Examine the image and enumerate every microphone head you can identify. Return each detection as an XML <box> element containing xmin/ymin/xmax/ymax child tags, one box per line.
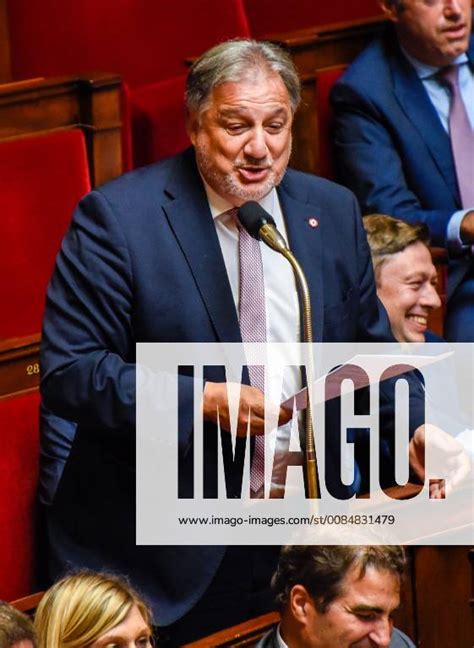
<box><xmin>238</xmin><ymin>201</ymin><xmax>276</xmax><ymax>239</ymax></box>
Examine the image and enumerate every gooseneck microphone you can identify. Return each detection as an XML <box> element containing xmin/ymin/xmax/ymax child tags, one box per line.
<box><xmin>238</xmin><ymin>201</ymin><xmax>319</xmax><ymax>499</ymax></box>
<box><xmin>237</xmin><ymin>201</ymin><xmax>288</xmax><ymax>253</ymax></box>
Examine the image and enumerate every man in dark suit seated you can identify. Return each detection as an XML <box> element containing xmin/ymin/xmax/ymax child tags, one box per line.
<box><xmin>40</xmin><ymin>38</ymin><xmax>432</xmax><ymax>645</ymax></box>
<box><xmin>257</xmin><ymin>545</ymin><xmax>415</xmax><ymax>648</ymax></box>
<box><xmin>331</xmin><ymin>0</ymin><xmax>474</xmax><ymax>342</ymax></box>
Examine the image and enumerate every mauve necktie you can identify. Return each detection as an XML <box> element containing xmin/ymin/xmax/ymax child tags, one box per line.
<box><xmin>228</xmin><ymin>207</ymin><xmax>266</xmax><ymax>493</ymax></box>
<box><xmin>438</xmin><ymin>64</ymin><xmax>474</xmax><ymax>208</ymax></box>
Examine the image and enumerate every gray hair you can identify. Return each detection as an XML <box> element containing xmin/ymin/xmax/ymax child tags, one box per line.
<box><xmin>186</xmin><ymin>38</ymin><xmax>301</xmax><ymax>115</ymax></box>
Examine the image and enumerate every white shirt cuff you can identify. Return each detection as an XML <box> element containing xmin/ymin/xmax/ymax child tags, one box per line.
<box><xmin>446</xmin><ymin>209</ymin><xmax>474</xmax><ymax>257</ymax></box>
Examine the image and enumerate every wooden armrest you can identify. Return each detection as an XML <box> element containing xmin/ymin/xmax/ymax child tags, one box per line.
<box><xmin>182</xmin><ymin>611</ymin><xmax>280</xmax><ymax>648</ymax></box>
<box><xmin>0</xmin><ymin>334</ymin><xmax>41</xmax><ymax>399</ymax></box>
<box><xmin>0</xmin><ymin>72</ymin><xmax>123</xmax><ymax>185</ymax></box>
<box><xmin>10</xmin><ymin>591</ymin><xmax>45</xmax><ymax>614</ymax></box>
<box><xmin>262</xmin><ymin>15</ymin><xmax>387</xmax><ymax>47</ymax></box>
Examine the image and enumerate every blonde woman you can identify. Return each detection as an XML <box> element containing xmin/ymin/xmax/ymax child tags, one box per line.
<box><xmin>34</xmin><ymin>571</ymin><xmax>154</xmax><ymax>648</ymax></box>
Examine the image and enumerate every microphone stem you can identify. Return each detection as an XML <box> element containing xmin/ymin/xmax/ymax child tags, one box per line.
<box><xmin>280</xmin><ymin>248</ymin><xmax>320</xmax><ymax>500</ymax></box>
<box><xmin>258</xmin><ymin>222</ymin><xmax>319</xmax><ymax>498</ymax></box>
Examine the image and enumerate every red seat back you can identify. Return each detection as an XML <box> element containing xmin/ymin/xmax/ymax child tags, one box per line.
<box><xmin>0</xmin><ymin>391</ymin><xmax>40</xmax><ymax>600</ymax></box>
<box><xmin>0</xmin><ymin>129</ymin><xmax>91</xmax><ymax>339</ymax></box>
<box><xmin>130</xmin><ymin>74</ymin><xmax>190</xmax><ymax>167</ymax></box>
<box><xmin>244</xmin><ymin>0</ymin><xmax>381</xmax><ymax>37</ymax></box>
<box><xmin>7</xmin><ymin>0</ymin><xmax>250</xmax><ymax>171</ymax></box>
<box><xmin>315</xmin><ymin>65</ymin><xmax>347</xmax><ymax>180</ymax></box>
<box><xmin>7</xmin><ymin>0</ymin><xmax>251</xmax><ymax>87</ymax></box>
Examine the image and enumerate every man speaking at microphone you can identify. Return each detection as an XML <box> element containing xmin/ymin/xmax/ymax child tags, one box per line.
<box><xmin>41</xmin><ymin>39</ymin><xmax>430</xmax><ymax>645</ymax></box>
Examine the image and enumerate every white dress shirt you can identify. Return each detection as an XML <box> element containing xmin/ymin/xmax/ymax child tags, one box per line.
<box><xmin>203</xmin><ymin>180</ymin><xmax>302</xmax><ymax>402</ymax></box>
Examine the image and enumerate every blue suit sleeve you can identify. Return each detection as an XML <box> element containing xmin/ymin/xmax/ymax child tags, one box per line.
<box><xmin>40</xmin><ymin>189</ymin><xmax>194</xmax><ymax>446</ymax></box>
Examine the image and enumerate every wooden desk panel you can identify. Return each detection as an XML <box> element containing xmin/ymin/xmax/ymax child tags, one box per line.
<box><xmin>0</xmin><ymin>335</ymin><xmax>40</xmax><ymax>399</ymax></box>
<box><xmin>414</xmin><ymin>546</ymin><xmax>474</xmax><ymax>648</ymax></box>
<box><xmin>0</xmin><ymin>72</ymin><xmax>123</xmax><ymax>185</ymax></box>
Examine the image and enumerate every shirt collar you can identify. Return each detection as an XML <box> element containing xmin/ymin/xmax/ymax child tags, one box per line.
<box><xmin>201</xmin><ymin>176</ymin><xmax>277</xmax><ymax>220</ymax></box>
<box><xmin>276</xmin><ymin>623</ymin><xmax>289</xmax><ymax>648</ymax></box>
<box><xmin>401</xmin><ymin>46</ymin><xmax>469</xmax><ymax>80</ymax></box>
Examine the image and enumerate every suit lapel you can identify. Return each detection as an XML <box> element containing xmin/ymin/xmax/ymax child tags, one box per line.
<box><xmin>278</xmin><ymin>175</ymin><xmax>324</xmax><ymax>342</ymax></box>
<box><xmin>162</xmin><ymin>150</ymin><xmax>241</xmax><ymax>343</ymax></box>
<box><xmin>389</xmin><ymin>43</ymin><xmax>460</xmax><ymax>203</ymax></box>
<box><xmin>468</xmin><ymin>35</ymin><xmax>474</xmax><ymax>67</ymax></box>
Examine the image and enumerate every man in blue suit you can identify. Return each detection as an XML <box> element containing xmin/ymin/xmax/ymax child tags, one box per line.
<box><xmin>40</xmin><ymin>39</ymin><xmax>430</xmax><ymax>645</ymax></box>
<box><xmin>331</xmin><ymin>0</ymin><xmax>474</xmax><ymax>342</ymax></box>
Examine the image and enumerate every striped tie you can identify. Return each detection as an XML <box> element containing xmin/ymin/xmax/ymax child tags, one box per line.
<box><xmin>229</xmin><ymin>207</ymin><xmax>266</xmax><ymax>493</ymax></box>
<box><xmin>438</xmin><ymin>64</ymin><xmax>474</xmax><ymax>208</ymax></box>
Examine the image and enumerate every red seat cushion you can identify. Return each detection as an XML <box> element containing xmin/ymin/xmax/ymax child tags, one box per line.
<box><xmin>0</xmin><ymin>391</ymin><xmax>40</xmax><ymax>600</ymax></box>
<box><xmin>315</xmin><ymin>65</ymin><xmax>347</xmax><ymax>180</ymax></box>
<box><xmin>0</xmin><ymin>129</ymin><xmax>91</xmax><ymax>339</ymax></box>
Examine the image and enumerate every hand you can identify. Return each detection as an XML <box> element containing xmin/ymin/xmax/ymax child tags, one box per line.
<box><xmin>409</xmin><ymin>424</ymin><xmax>472</xmax><ymax>499</ymax></box>
<box><xmin>202</xmin><ymin>381</ymin><xmax>291</xmax><ymax>437</ymax></box>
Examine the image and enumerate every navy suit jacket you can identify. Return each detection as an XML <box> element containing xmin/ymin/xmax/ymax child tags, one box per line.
<box><xmin>40</xmin><ymin>148</ymin><xmax>418</xmax><ymax>624</ymax></box>
<box><xmin>331</xmin><ymin>30</ymin><xmax>474</xmax><ymax>298</ymax></box>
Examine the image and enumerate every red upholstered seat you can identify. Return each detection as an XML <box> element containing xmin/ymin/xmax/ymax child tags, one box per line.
<box><xmin>0</xmin><ymin>391</ymin><xmax>40</xmax><ymax>601</ymax></box>
<box><xmin>315</xmin><ymin>65</ymin><xmax>347</xmax><ymax>180</ymax></box>
<box><xmin>130</xmin><ymin>75</ymin><xmax>190</xmax><ymax>168</ymax></box>
<box><xmin>8</xmin><ymin>0</ymin><xmax>250</xmax><ymax>87</ymax></box>
<box><xmin>0</xmin><ymin>129</ymin><xmax>91</xmax><ymax>339</ymax></box>
<box><xmin>244</xmin><ymin>0</ymin><xmax>381</xmax><ymax>37</ymax></box>
<box><xmin>6</xmin><ymin>0</ymin><xmax>251</xmax><ymax>168</ymax></box>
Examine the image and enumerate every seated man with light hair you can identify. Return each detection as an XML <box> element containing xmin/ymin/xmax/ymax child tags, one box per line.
<box><xmin>258</xmin><ymin>544</ymin><xmax>415</xmax><ymax>648</ymax></box>
<box><xmin>364</xmin><ymin>214</ymin><xmax>473</xmax><ymax>459</ymax></box>
<box><xmin>0</xmin><ymin>602</ymin><xmax>36</xmax><ymax>648</ymax></box>
<box><xmin>363</xmin><ymin>214</ymin><xmax>441</xmax><ymax>343</ymax></box>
